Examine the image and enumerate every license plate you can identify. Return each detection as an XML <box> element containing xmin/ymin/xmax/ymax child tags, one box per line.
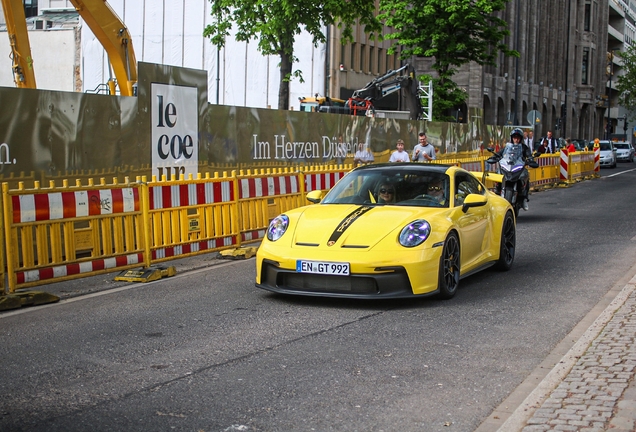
<box><xmin>296</xmin><ymin>260</ymin><xmax>350</xmax><ymax>275</ymax></box>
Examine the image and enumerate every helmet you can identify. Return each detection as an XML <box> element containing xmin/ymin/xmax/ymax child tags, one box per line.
<box><xmin>510</xmin><ymin>128</ymin><xmax>523</xmax><ymax>140</ymax></box>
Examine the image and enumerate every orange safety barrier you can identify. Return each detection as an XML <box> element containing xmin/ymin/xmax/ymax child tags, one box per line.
<box><xmin>2</xmin><ymin>178</ymin><xmax>147</xmax><ymax>293</ymax></box>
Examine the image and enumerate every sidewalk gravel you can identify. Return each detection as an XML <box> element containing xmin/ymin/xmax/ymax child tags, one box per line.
<box><xmin>503</xmin><ymin>275</ymin><xmax>636</xmax><ymax>432</ymax></box>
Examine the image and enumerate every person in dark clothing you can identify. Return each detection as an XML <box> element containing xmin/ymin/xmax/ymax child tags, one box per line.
<box><xmin>540</xmin><ymin>131</ymin><xmax>558</xmax><ymax>153</ymax></box>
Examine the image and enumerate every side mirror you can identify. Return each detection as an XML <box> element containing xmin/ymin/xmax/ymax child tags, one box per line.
<box><xmin>306</xmin><ymin>190</ymin><xmax>324</xmax><ymax>204</ymax></box>
<box><xmin>527</xmin><ymin>160</ymin><xmax>539</xmax><ymax>169</ymax></box>
<box><xmin>486</xmin><ymin>157</ymin><xmax>498</xmax><ymax>165</ymax></box>
<box><xmin>461</xmin><ymin>193</ymin><xmax>487</xmax><ymax>213</ymax></box>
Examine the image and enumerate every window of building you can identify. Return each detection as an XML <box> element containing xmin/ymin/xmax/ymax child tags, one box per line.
<box><xmin>582</xmin><ymin>47</ymin><xmax>589</xmax><ymax>85</ymax></box>
<box><xmin>350</xmin><ymin>43</ymin><xmax>356</xmax><ymax>72</ymax></box>
<box><xmin>377</xmin><ymin>48</ymin><xmax>384</xmax><ymax>74</ymax></box>
<box><xmin>360</xmin><ymin>44</ymin><xmax>366</xmax><ymax>72</ymax></box>
<box><xmin>584</xmin><ymin>3</ymin><xmax>591</xmax><ymax>31</ymax></box>
<box><xmin>340</xmin><ymin>45</ymin><xmax>346</xmax><ymax>70</ymax></box>
<box><xmin>24</xmin><ymin>0</ymin><xmax>38</xmax><ymax>18</ymax></box>
<box><xmin>370</xmin><ymin>47</ymin><xmax>376</xmax><ymax>74</ymax></box>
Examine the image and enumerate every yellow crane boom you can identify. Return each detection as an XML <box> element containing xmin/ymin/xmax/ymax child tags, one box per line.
<box><xmin>1</xmin><ymin>0</ymin><xmax>137</xmax><ymax>96</ymax></box>
<box><xmin>69</xmin><ymin>0</ymin><xmax>137</xmax><ymax>96</ymax></box>
<box><xmin>1</xmin><ymin>0</ymin><xmax>37</xmax><ymax>88</ymax></box>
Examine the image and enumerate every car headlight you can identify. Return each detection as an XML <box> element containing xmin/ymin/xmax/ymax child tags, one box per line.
<box><xmin>399</xmin><ymin>220</ymin><xmax>431</xmax><ymax>247</ymax></box>
<box><xmin>267</xmin><ymin>215</ymin><xmax>289</xmax><ymax>241</ymax></box>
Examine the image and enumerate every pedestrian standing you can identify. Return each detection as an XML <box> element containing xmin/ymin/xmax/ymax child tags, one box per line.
<box><xmin>353</xmin><ymin>142</ymin><xmax>374</xmax><ymax>166</ymax></box>
<box><xmin>389</xmin><ymin>139</ymin><xmax>411</xmax><ymax>162</ymax></box>
<box><xmin>524</xmin><ymin>131</ymin><xmax>534</xmax><ymax>150</ymax></box>
<box><xmin>540</xmin><ymin>131</ymin><xmax>557</xmax><ymax>154</ymax></box>
<box><xmin>412</xmin><ymin>132</ymin><xmax>436</xmax><ymax>162</ymax></box>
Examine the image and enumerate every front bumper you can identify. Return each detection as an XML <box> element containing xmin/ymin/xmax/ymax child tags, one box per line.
<box><xmin>257</xmin><ymin>260</ymin><xmax>427</xmax><ymax>298</ymax></box>
<box><xmin>616</xmin><ymin>153</ymin><xmax>633</xmax><ymax>161</ymax></box>
<box><xmin>255</xmin><ymin>245</ymin><xmax>443</xmax><ymax>299</ymax></box>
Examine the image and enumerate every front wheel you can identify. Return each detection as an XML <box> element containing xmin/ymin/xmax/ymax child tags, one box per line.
<box><xmin>438</xmin><ymin>232</ymin><xmax>460</xmax><ymax>299</ymax></box>
<box><xmin>503</xmin><ymin>188</ymin><xmax>520</xmax><ymax>217</ymax></box>
<box><xmin>495</xmin><ymin>212</ymin><xmax>516</xmax><ymax>270</ymax></box>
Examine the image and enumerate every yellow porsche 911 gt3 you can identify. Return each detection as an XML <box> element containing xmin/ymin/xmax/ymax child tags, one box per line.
<box><xmin>256</xmin><ymin>163</ymin><xmax>516</xmax><ymax>299</ymax></box>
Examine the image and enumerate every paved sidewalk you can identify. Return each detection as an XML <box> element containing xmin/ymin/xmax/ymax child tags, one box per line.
<box><xmin>501</xmin><ymin>275</ymin><xmax>636</xmax><ymax>431</ymax></box>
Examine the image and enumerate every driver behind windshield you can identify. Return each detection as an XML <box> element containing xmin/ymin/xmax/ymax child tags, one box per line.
<box><xmin>376</xmin><ymin>182</ymin><xmax>396</xmax><ymax>203</ymax></box>
<box><xmin>427</xmin><ymin>178</ymin><xmax>447</xmax><ymax>206</ymax></box>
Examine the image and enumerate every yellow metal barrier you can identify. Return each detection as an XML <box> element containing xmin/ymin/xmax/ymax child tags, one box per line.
<box><xmin>236</xmin><ymin>168</ymin><xmax>305</xmax><ymax>244</ymax></box>
<box><xmin>2</xmin><ymin>178</ymin><xmax>147</xmax><ymax>292</ymax></box>
<box><xmin>568</xmin><ymin>151</ymin><xmax>596</xmax><ymax>182</ymax></box>
<box><xmin>0</xmin><ymin>190</ymin><xmax>5</xmax><ymax>294</ymax></box>
<box><xmin>146</xmin><ymin>172</ymin><xmax>240</xmax><ymax>263</ymax></box>
<box><xmin>0</xmin><ymin>156</ymin><xmax>585</xmax><ymax>292</ymax></box>
<box><xmin>530</xmin><ymin>154</ymin><xmax>561</xmax><ymax>189</ymax></box>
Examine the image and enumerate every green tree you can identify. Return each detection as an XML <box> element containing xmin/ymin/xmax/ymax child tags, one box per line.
<box><xmin>204</xmin><ymin>0</ymin><xmax>380</xmax><ymax>110</ymax></box>
<box><xmin>378</xmin><ymin>0</ymin><xmax>518</xmax><ymax>121</ymax></box>
<box><xmin>616</xmin><ymin>47</ymin><xmax>636</xmax><ymax>120</ymax></box>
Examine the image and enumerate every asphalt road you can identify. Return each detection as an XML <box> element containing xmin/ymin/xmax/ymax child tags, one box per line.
<box><xmin>2</xmin><ymin>165</ymin><xmax>636</xmax><ymax>432</ymax></box>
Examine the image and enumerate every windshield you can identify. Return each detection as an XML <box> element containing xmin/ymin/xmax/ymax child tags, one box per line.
<box><xmin>614</xmin><ymin>143</ymin><xmax>630</xmax><ymax>149</ymax></box>
<box><xmin>599</xmin><ymin>142</ymin><xmax>612</xmax><ymax>151</ymax></box>
<box><xmin>321</xmin><ymin>168</ymin><xmax>451</xmax><ymax>208</ymax></box>
<box><xmin>499</xmin><ymin>143</ymin><xmax>525</xmax><ymax>171</ymax></box>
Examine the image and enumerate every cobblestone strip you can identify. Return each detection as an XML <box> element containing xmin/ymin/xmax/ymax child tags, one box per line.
<box><xmin>521</xmin><ymin>288</ymin><xmax>636</xmax><ymax>432</ymax></box>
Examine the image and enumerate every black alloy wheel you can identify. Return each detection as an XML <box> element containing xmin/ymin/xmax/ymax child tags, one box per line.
<box><xmin>438</xmin><ymin>232</ymin><xmax>460</xmax><ymax>299</ymax></box>
<box><xmin>495</xmin><ymin>211</ymin><xmax>516</xmax><ymax>270</ymax></box>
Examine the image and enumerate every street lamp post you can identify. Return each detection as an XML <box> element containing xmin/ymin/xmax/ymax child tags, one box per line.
<box><xmin>563</xmin><ymin>0</ymin><xmax>571</xmax><ymax>137</ymax></box>
<box><xmin>606</xmin><ymin>51</ymin><xmax>614</xmax><ymax>140</ymax></box>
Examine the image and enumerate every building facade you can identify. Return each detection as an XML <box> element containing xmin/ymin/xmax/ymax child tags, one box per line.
<box><xmin>328</xmin><ymin>0</ymin><xmax>633</xmax><ymax>142</ymax></box>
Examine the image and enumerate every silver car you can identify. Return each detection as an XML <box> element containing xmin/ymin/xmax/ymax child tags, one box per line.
<box><xmin>613</xmin><ymin>141</ymin><xmax>635</xmax><ymax>162</ymax></box>
<box><xmin>592</xmin><ymin>140</ymin><xmax>617</xmax><ymax>168</ymax></box>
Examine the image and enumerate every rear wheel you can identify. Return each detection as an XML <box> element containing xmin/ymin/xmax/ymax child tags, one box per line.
<box><xmin>438</xmin><ymin>232</ymin><xmax>460</xmax><ymax>299</ymax></box>
<box><xmin>495</xmin><ymin>212</ymin><xmax>516</xmax><ymax>270</ymax></box>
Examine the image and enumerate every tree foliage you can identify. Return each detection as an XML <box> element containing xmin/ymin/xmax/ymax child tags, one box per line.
<box><xmin>616</xmin><ymin>47</ymin><xmax>636</xmax><ymax>121</ymax></box>
<box><xmin>378</xmin><ymin>0</ymin><xmax>518</xmax><ymax>121</ymax></box>
<box><xmin>204</xmin><ymin>0</ymin><xmax>380</xmax><ymax>110</ymax></box>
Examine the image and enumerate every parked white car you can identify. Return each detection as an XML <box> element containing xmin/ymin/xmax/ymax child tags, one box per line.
<box><xmin>613</xmin><ymin>141</ymin><xmax>635</xmax><ymax>162</ymax></box>
<box><xmin>591</xmin><ymin>140</ymin><xmax>617</xmax><ymax>168</ymax></box>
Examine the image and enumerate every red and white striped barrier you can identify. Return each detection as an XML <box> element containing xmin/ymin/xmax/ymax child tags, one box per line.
<box><xmin>152</xmin><ymin>237</ymin><xmax>237</xmax><ymax>260</ymax></box>
<box><xmin>594</xmin><ymin>146</ymin><xmax>600</xmax><ymax>172</ymax></box>
<box><xmin>304</xmin><ymin>171</ymin><xmax>346</xmax><ymax>192</ymax></box>
<box><xmin>560</xmin><ymin>151</ymin><xmax>569</xmax><ymax>181</ymax></box>
<box><xmin>17</xmin><ymin>253</ymin><xmax>144</xmax><ymax>285</ymax></box>
<box><xmin>238</xmin><ymin>175</ymin><xmax>299</xmax><ymax>199</ymax></box>
<box><xmin>241</xmin><ymin>229</ymin><xmax>267</xmax><ymax>242</ymax></box>
<box><xmin>149</xmin><ymin>181</ymin><xmax>234</xmax><ymax>209</ymax></box>
<box><xmin>460</xmin><ymin>161</ymin><xmax>482</xmax><ymax>172</ymax></box>
<box><xmin>12</xmin><ymin>188</ymin><xmax>139</xmax><ymax>223</ymax></box>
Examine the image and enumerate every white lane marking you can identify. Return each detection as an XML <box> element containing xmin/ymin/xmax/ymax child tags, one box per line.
<box><xmin>605</xmin><ymin>167</ymin><xmax>636</xmax><ymax>178</ymax></box>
